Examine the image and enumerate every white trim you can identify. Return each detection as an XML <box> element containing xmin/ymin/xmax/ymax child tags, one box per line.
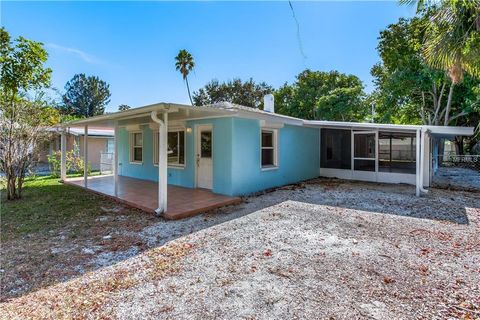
<box><xmin>320</xmin><ymin>168</ymin><xmax>416</xmax><ymax>185</ymax></box>
<box><xmin>126</xmin><ymin>124</ymin><xmax>141</xmax><ymax>132</ymax></box>
<box><xmin>260</xmin><ymin>120</ymin><xmax>284</xmax><ymax>129</ymax></box>
<box><xmin>305</xmin><ymin>120</ymin><xmax>474</xmax><ymax>137</ymax></box>
<box><xmin>352</xmin><ymin>130</ymin><xmax>377</xmax><ymax>179</ymax></box>
<box><xmin>415</xmin><ymin>129</ymin><xmax>421</xmax><ymax>196</ymax></box>
<box><xmin>84</xmin><ymin>125</ymin><xmax>88</xmax><ymax>187</ymax></box>
<box><xmin>260</xmin><ymin>128</ymin><xmax>279</xmax><ymax>169</ymax></box>
<box><xmin>114</xmin><ymin>121</ymin><xmax>119</xmax><ymax>197</ymax></box>
<box><xmin>129</xmin><ymin>131</ymin><xmax>143</xmax><ymax>164</ymax></box>
<box><xmin>60</xmin><ymin>131</ymin><xmax>66</xmax><ymax>181</ymax></box>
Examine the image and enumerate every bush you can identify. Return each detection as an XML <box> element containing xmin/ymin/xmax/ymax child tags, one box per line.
<box><xmin>47</xmin><ymin>150</ymin><xmax>90</xmax><ymax>177</ymax></box>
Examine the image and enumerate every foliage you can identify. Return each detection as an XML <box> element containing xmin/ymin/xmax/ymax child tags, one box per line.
<box><xmin>59</xmin><ymin>114</ymin><xmax>84</xmax><ymax>123</ymax></box>
<box><xmin>47</xmin><ymin>150</ymin><xmax>88</xmax><ymax>177</ymax></box>
<box><xmin>193</xmin><ymin>78</ymin><xmax>273</xmax><ymax>108</ymax></box>
<box><xmin>410</xmin><ymin>0</ymin><xmax>480</xmax><ymax>82</ymax></box>
<box><xmin>61</xmin><ymin>73</ymin><xmax>111</xmax><ymax>117</ymax></box>
<box><xmin>118</xmin><ymin>104</ymin><xmax>131</xmax><ymax>111</ymax></box>
<box><xmin>371</xmin><ymin>16</ymin><xmax>480</xmax><ymax>128</ymax></box>
<box><xmin>175</xmin><ymin>49</ymin><xmax>195</xmax><ymax>105</ymax></box>
<box><xmin>0</xmin><ymin>28</ymin><xmax>59</xmax><ymax>200</ymax></box>
<box><xmin>274</xmin><ymin>69</ymin><xmax>368</xmax><ymax>121</ymax></box>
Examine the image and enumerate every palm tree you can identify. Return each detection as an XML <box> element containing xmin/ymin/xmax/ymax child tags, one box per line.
<box><xmin>175</xmin><ymin>49</ymin><xmax>195</xmax><ymax>105</ymax></box>
<box><xmin>401</xmin><ymin>0</ymin><xmax>480</xmax><ymax>124</ymax></box>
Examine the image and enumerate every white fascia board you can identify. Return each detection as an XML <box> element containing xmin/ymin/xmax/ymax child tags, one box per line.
<box><xmin>424</xmin><ymin>126</ymin><xmax>474</xmax><ymax>136</ymax></box>
<box><xmin>62</xmin><ymin>103</ymin><xmax>184</xmax><ymax>127</ymax></box>
<box><xmin>303</xmin><ymin>120</ymin><xmax>420</xmax><ymax>131</ymax></box>
<box><xmin>260</xmin><ymin>120</ymin><xmax>284</xmax><ymax>129</ymax></box>
<box><xmin>304</xmin><ymin>120</ymin><xmax>474</xmax><ymax>136</ymax></box>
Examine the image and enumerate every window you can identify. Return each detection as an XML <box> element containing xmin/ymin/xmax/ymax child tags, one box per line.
<box><xmin>378</xmin><ymin>132</ymin><xmax>416</xmax><ymax>174</ymax></box>
<box><xmin>130</xmin><ymin>132</ymin><xmax>143</xmax><ymax>163</ymax></box>
<box><xmin>320</xmin><ymin>129</ymin><xmax>351</xmax><ymax>169</ymax></box>
<box><xmin>153</xmin><ymin>130</ymin><xmax>185</xmax><ymax>166</ymax></box>
<box><xmin>261</xmin><ymin>129</ymin><xmax>277</xmax><ymax>168</ymax></box>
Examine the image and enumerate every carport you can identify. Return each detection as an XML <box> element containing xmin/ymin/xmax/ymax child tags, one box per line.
<box><xmin>303</xmin><ymin>120</ymin><xmax>474</xmax><ymax>196</ymax></box>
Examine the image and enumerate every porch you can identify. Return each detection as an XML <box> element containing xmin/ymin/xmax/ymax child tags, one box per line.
<box><xmin>65</xmin><ymin>175</ymin><xmax>241</xmax><ymax>220</ymax></box>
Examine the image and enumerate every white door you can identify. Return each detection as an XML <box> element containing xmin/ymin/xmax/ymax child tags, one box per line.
<box><xmin>352</xmin><ymin>131</ymin><xmax>377</xmax><ymax>181</ymax></box>
<box><xmin>196</xmin><ymin>125</ymin><xmax>213</xmax><ymax>189</ymax></box>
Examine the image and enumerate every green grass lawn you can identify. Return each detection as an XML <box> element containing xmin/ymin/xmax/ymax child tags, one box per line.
<box><xmin>1</xmin><ymin>176</ymin><xmax>115</xmax><ymax>241</ymax></box>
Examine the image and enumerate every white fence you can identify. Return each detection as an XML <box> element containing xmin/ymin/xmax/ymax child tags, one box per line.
<box><xmin>100</xmin><ymin>152</ymin><xmax>114</xmax><ymax>174</ymax></box>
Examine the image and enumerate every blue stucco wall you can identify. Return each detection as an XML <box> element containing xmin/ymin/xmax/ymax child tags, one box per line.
<box><xmin>117</xmin><ymin>117</ymin><xmax>233</xmax><ymax>194</ymax></box>
<box><xmin>118</xmin><ymin>116</ymin><xmax>320</xmax><ymax>197</ymax></box>
<box><xmin>230</xmin><ymin>117</ymin><xmax>320</xmax><ymax>196</ymax></box>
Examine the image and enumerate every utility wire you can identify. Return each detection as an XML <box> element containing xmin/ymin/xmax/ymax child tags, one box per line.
<box><xmin>288</xmin><ymin>1</ymin><xmax>307</xmax><ymax>62</ymax></box>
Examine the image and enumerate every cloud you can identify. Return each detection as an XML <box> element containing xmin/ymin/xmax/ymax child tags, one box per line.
<box><xmin>47</xmin><ymin>43</ymin><xmax>100</xmax><ymax>64</ymax></box>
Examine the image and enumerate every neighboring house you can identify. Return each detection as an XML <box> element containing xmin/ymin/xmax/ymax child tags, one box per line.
<box><xmin>60</xmin><ymin>99</ymin><xmax>473</xmax><ymax>215</ymax></box>
<box><xmin>39</xmin><ymin>127</ymin><xmax>114</xmax><ymax>171</ymax></box>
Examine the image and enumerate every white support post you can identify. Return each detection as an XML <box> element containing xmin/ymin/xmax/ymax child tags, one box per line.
<box><xmin>419</xmin><ymin>129</ymin><xmax>429</xmax><ymax>193</ymax></box>
<box><xmin>151</xmin><ymin>110</ymin><xmax>168</xmax><ymax>215</ymax></box>
<box><xmin>159</xmin><ymin>112</ymin><xmax>168</xmax><ymax>213</ymax></box>
<box><xmin>415</xmin><ymin>129</ymin><xmax>421</xmax><ymax>196</ymax></box>
<box><xmin>60</xmin><ymin>130</ymin><xmax>67</xmax><ymax>181</ymax></box>
<box><xmin>84</xmin><ymin>125</ymin><xmax>88</xmax><ymax>188</ymax></box>
<box><xmin>114</xmin><ymin>121</ymin><xmax>119</xmax><ymax>197</ymax></box>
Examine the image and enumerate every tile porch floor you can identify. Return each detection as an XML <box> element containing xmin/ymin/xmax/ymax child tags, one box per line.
<box><xmin>65</xmin><ymin>175</ymin><xmax>241</xmax><ymax>220</ymax></box>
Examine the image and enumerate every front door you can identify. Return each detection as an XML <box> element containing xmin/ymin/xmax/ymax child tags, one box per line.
<box><xmin>352</xmin><ymin>131</ymin><xmax>377</xmax><ymax>181</ymax></box>
<box><xmin>196</xmin><ymin>125</ymin><xmax>213</xmax><ymax>189</ymax></box>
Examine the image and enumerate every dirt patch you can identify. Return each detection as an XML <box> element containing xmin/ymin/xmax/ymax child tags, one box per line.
<box><xmin>1</xmin><ymin>178</ymin><xmax>480</xmax><ymax>319</ymax></box>
<box><xmin>0</xmin><ymin>242</ymin><xmax>192</xmax><ymax>319</ymax></box>
<box><xmin>0</xmin><ymin>204</ymin><xmax>157</xmax><ymax>300</ymax></box>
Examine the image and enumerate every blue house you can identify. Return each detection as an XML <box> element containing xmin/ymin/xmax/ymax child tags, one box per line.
<box><xmin>60</xmin><ymin>98</ymin><xmax>473</xmax><ymax>218</ymax></box>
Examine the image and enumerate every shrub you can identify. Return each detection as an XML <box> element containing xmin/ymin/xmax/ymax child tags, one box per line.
<box><xmin>47</xmin><ymin>150</ymin><xmax>89</xmax><ymax>177</ymax></box>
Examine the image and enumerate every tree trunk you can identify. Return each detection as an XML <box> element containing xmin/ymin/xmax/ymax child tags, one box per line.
<box><xmin>443</xmin><ymin>83</ymin><xmax>455</xmax><ymax>125</ymax></box>
<box><xmin>6</xmin><ymin>173</ymin><xmax>17</xmax><ymax>200</ymax></box>
<box><xmin>438</xmin><ymin>139</ymin><xmax>445</xmax><ymax>166</ymax></box>
<box><xmin>185</xmin><ymin>77</ymin><xmax>193</xmax><ymax>106</ymax></box>
<box><xmin>17</xmin><ymin>176</ymin><xmax>24</xmax><ymax>199</ymax></box>
<box><xmin>455</xmin><ymin>136</ymin><xmax>464</xmax><ymax>155</ymax></box>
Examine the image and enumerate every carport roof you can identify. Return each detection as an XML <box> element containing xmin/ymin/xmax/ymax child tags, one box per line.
<box><xmin>303</xmin><ymin>120</ymin><xmax>474</xmax><ymax>137</ymax></box>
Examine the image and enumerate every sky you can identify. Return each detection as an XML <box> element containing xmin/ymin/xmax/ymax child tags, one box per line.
<box><xmin>1</xmin><ymin>1</ymin><xmax>415</xmax><ymax>112</ymax></box>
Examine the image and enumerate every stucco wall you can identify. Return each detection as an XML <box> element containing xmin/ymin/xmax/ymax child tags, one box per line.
<box><xmin>117</xmin><ymin>116</ymin><xmax>320</xmax><ymax>196</ymax></box>
<box><xmin>79</xmin><ymin>136</ymin><xmax>110</xmax><ymax>170</ymax></box>
<box><xmin>118</xmin><ymin>117</ymin><xmax>234</xmax><ymax>195</ymax></box>
<box><xmin>230</xmin><ymin>118</ymin><xmax>320</xmax><ymax>195</ymax></box>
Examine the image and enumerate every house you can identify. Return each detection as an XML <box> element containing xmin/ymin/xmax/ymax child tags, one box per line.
<box><xmin>39</xmin><ymin>127</ymin><xmax>114</xmax><ymax>171</ymax></box>
<box><xmin>59</xmin><ymin>98</ymin><xmax>474</xmax><ymax>218</ymax></box>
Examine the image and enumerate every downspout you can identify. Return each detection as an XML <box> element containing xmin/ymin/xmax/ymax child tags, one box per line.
<box><xmin>151</xmin><ymin>110</ymin><xmax>167</xmax><ymax>216</ymax></box>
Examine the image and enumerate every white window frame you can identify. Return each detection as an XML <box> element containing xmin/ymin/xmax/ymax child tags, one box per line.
<box><xmin>260</xmin><ymin>129</ymin><xmax>278</xmax><ymax>170</ymax></box>
<box><xmin>153</xmin><ymin>129</ymin><xmax>186</xmax><ymax>168</ymax></box>
<box><xmin>129</xmin><ymin>131</ymin><xmax>143</xmax><ymax>164</ymax></box>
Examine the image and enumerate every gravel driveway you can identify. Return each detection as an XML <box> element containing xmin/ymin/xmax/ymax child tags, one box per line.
<box><xmin>2</xmin><ymin>179</ymin><xmax>479</xmax><ymax>319</ymax></box>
